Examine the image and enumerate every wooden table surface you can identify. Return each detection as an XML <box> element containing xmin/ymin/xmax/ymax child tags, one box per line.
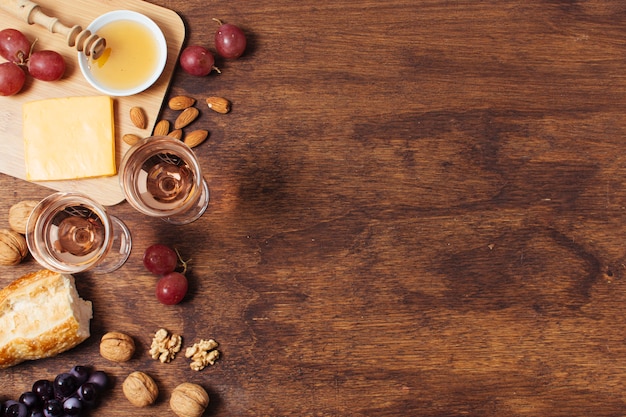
<box><xmin>2</xmin><ymin>0</ymin><xmax>626</xmax><ymax>416</ymax></box>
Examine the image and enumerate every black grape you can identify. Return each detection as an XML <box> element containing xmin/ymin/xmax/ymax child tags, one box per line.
<box><xmin>5</xmin><ymin>401</ymin><xmax>28</xmax><ymax>417</ymax></box>
<box><xmin>62</xmin><ymin>397</ymin><xmax>82</xmax><ymax>416</ymax></box>
<box><xmin>77</xmin><ymin>383</ymin><xmax>98</xmax><ymax>407</ymax></box>
<box><xmin>86</xmin><ymin>371</ymin><xmax>108</xmax><ymax>390</ymax></box>
<box><xmin>31</xmin><ymin>381</ymin><xmax>54</xmax><ymax>402</ymax></box>
<box><xmin>42</xmin><ymin>400</ymin><xmax>63</xmax><ymax>417</ymax></box>
<box><xmin>53</xmin><ymin>373</ymin><xmax>78</xmax><ymax>399</ymax></box>
<box><xmin>69</xmin><ymin>365</ymin><xmax>91</xmax><ymax>385</ymax></box>
<box><xmin>18</xmin><ymin>392</ymin><xmax>41</xmax><ymax>410</ymax></box>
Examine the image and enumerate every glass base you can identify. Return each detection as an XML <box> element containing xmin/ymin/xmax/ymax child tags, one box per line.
<box><xmin>92</xmin><ymin>215</ymin><xmax>132</xmax><ymax>273</ymax></box>
<box><xmin>163</xmin><ymin>178</ymin><xmax>210</xmax><ymax>225</ymax></box>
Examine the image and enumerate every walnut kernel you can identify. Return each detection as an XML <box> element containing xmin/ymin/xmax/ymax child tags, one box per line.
<box><xmin>100</xmin><ymin>331</ymin><xmax>135</xmax><ymax>362</ymax></box>
<box><xmin>170</xmin><ymin>382</ymin><xmax>209</xmax><ymax>417</ymax></box>
<box><xmin>122</xmin><ymin>371</ymin><xmax>159</xmax><ymax>407</ymax></box>
<box><xmin>149</xmin><ymin>328</ymin><xmax>182</xmax><ymax>363</ymax></box>
<box><xmin>185</xmin><ymin>338</ymin><xmax>220</xmax><ymax>371</ymax></box>
<box><xmin>8</xmin><ymin>200</ymin><xmax>38</xmax><ymax>234</ymax></box>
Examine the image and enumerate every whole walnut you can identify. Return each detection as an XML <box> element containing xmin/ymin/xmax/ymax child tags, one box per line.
<box><xmin>122</xmin><ymin>371</ymin><xmax>159</xmax><ymax>407</ymax></box>
<box><xmin>100</xmin><ymin>331</ymin><xmax>135</xmax><ymax>362</ymax></box>
<box><xmin>0</xmin><ymin>229</ymin><xmax>28</xmax><ymax>266</ymax></box>
<box><xmin>170</xmin><ymin>382</ymin><xmax>209</xmax><ymax>417</ymax></box>
<box><xmin>8</xmin><ymin>200</ymin><xmax>39</xmax><ymax>234</ymax></box>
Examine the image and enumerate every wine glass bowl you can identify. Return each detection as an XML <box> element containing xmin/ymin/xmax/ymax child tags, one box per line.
<box><xmin>119</xmin><ymin>136</ymin><xmax>209</xmax><ymax>224</ymax></box>
<box><xmin>25</xmin><ymin>192</ymin><xmax>132</xmax><ymax>274</ymax></box>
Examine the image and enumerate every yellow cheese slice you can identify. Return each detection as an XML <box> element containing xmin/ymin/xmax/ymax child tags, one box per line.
<box><xmin>23</xmin><ymin>96</ymin><xmax>116</xmax><ymax>181</ymax></box>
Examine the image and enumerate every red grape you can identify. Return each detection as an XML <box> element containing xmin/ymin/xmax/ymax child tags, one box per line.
<box><xmin>0</xmin><ymin>28</ymin><xmax>31</xmax><ymax>64</ymax></box>
<box><xmin>27</xmin><ymin>50</ymin><xmax>65</xmax><ymax>81</ymax></box>
<box><xmin>0</xmin><ymin>62</ymin><xmax>25</xmax><ymax>96</ymax></box>
<box><xmin>143</xmin><ymin>244</ymin><xmax>178</xmax><ymax>275</ymax></box>
<box><xmin>155</xmin><ymin>272</ymin><xmax>188</xmax><ymax>305</ymax></box>
<box><xmin>214</xmin><ymin>21</ymin><xmax>246</xmax><ymax>59</ymax></box>
<box><xmin>179</xmin><ymin>45</ymin><xmax>215</xmax><ymax>76</ymax></box>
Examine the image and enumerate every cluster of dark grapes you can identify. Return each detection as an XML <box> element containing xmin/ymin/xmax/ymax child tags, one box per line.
<box><xmin>179</xmin><ymin>18</ymin><xmax>247</xmax><ymax>76</ymax></box>
<box><xmin>0</xmin><ymin>28</ymin><xmax>66</xmax><ymax>96</ymax></box>
<box><xmin>0</xmin><ymin>366</ymin><xmax>109</xmax><ymax>417</ymax></box>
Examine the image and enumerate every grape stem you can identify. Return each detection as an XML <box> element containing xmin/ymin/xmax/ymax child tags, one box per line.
<box><xmin>175</xmin><ymin>248</ymin><xmax>190</xmax><ymax>274</ymax></box>
<box><xmin>28</xmin><ymin>38</ymin><xmax>38</xmax><ymax>58</ymax></box>
<box><xmin>16</xmin><ymin>37</ymin><xmax>38</xmax><ymax>66</ymax></box>
<box><xmin>212</xmin><ymin>18</ymin><xmax>224</xmax><ymax>26</ymax></box>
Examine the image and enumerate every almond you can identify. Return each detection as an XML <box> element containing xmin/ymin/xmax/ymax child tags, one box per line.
<box><xmin>205</xmin><ymin>97</ymin><xmax>231</xmax><ymax>114</ymax></box>
<box><xmin>168</xmin><ymin>95</ymin><xmax>196</xmax><ymax>111</ymax></box>
<box><xmin>174</xmin><ymin>107</ymin><xmax>200</xmax><ymax>129</ymax></box>
<box><xmin>129</xmin><ymin>107</ymin><xmax>147</xmax><ymax>129</ymax></box>
<box><xmin>123</xmin><ymin>133</ymin><xmax>142</xmax><ymax>146</ymax></box>
<box><xmin>168</xmin><ymin>129</ymin><xmax>183</xmax><ymax>140</ymax></box>
<box><xmin>154</xmin><ymin>119</ymin><xmax>170</xmax><ymax>136</ymax></box>
<box><xmin>184</xmin><ymin>130</ymin><xmax>209</xmax><ymax>148</ymax></box>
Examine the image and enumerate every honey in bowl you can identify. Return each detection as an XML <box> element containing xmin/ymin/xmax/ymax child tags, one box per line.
<box><xmin>79</xmin><ymin>10</ymin><xmax>167</xmax><ymax>96</ymax></box>
<box><xmin>89</xmin><ymin>19</ymin><xmax>159</xmax><ymax>91</ymax></box>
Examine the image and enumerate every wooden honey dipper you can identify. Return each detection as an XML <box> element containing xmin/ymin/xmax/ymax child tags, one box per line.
<box><xmin>0</xmin><ymin>0</ymin><xmax>106</xmax><ymax>58</ymax></box>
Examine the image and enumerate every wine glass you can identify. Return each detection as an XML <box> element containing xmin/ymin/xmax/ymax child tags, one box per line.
<box><xmin>25</xmin><ymin>192</ymin><xmax>132</xmax><ymax>274</ymax></box>
<box><xmin>119</xmin><ymin>135</ymin><xmax>209</xmax><ymax>224</ymax></box>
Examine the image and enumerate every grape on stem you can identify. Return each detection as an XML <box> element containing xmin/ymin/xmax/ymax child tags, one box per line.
<box><xmin>156</xmin><ymin>271</ymin><xmax>188</xmax><ymax>305</ymax></box>
<box><xmin>0</xmin><ymin>62</ymin><xmax>25</xmax><ymax>96</ymax></box>
<box><xmin>0</xmin><ymin>28</ymin><xmax>31</xmax><ymax>64</ymax></box>
<box><xmin>179</xmin><ymin>45</ymin><xmax>219</xmax><ymax>76</ymax></box>
<box><xmin>27</xmin><ymin>50</ymin><xmax>65</xmax><ymax>82</ymax></box>
<box><xmin>213</xmin><ymin>18</ymin><xmax>247</xmax><ymax>59</ymax></box>
<box><xmin>143</xmin><ymin>244</ymin><xmax>178</xmax><ymax>275</ymax></box>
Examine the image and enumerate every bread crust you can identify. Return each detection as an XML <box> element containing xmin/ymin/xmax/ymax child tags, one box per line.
<box><xmin>0</xmin><ymin>269</ymin><xmax>93</xmax><ymax>368</ymax></box>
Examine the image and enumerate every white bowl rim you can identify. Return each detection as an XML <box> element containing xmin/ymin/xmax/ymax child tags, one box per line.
<box><xmin>78</xmin><ymin>10</ymin><xmax>168</xmax><ymax>97</ymax></box>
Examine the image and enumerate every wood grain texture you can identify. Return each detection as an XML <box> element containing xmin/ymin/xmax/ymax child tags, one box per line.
<box><xmin>0</xmin><ymin>0</ymin><xmax>185</xmax><ymax>205</ymax></box>
<box><xmin>2</xmin><ymin>0</ymin><xmax>626</xmax><ymax>416</ymax></box>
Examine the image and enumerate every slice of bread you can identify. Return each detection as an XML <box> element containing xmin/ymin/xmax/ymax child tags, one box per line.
<box><xmin>0</xmin><ymin>269</ymin><xmax>93</xmax><ymax>368</ymax></box>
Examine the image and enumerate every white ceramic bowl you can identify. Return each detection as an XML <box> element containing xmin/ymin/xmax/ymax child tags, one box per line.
<box><xmin>78</xmin><ymin>10</ymin><xmax>167</xmax><ymax>96</ymax></box>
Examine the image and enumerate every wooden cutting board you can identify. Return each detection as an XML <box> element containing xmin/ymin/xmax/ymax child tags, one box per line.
<box><xmin>0</xmin><ymin>0</ymin><xmax>185</xmax><ymax>206</ymax></box>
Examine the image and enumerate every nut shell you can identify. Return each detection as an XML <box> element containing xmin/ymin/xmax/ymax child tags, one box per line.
<box><xmin>122</xmin><ymin>371</ymin><xmax>159</xmax><ymax>407</ymax></box>
<box><xmin>0</xmin><ymin>229</ymin><xmax>28</xmax><ymax>266</ymax></box>
<box><xmin>100</xmin><ymin>331</ymin><xmax>135</xmax><ymax>362</ymax></box>
<box><xmin>170</xmin><ymin>382</ymin><xmax>209</xmax><ymax>417</ymax></box>
<box><xmin>8</xmin><ymin>200</ymin><xmax>39</xmax><ymax>234</ymax></box>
